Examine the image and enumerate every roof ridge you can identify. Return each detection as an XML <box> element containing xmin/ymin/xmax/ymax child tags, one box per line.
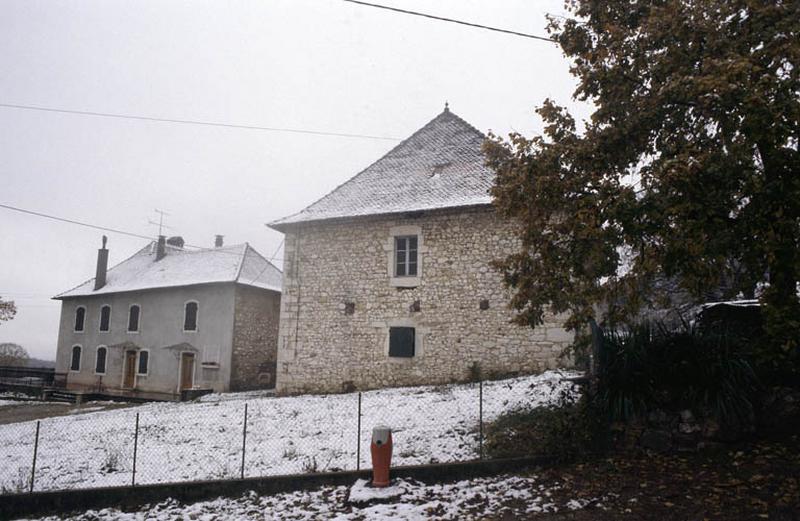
<box><xmin>269</xmin><ymin>108</ymin><xmax>482</xmax><ymax>228</ymax></box>
<box><xmin>241</xmin><ymin>242</ymin><xmax>283</xmax><ymax>277</ymax></box>
<box><xmin>233</xmin><ymin>243</ymin><xmax>249</xmax><ymax>281</ymax></box>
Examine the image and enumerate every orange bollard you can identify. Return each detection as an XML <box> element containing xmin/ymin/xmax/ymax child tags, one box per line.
<box><xmin>370</xmin><ymin>426</ymin><xmax>392</xmax><ymax>487</ymax></box>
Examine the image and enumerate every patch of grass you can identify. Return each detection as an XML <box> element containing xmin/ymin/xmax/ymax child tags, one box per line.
<box><xmin>485</xmin><ymin>392</ymin><xmax>607</xmax><ymax>462</ymax></box>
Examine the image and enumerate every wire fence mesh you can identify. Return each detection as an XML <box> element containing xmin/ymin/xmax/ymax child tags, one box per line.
<box><xmin>0</xmin><ymin>371</ymin><xmax>573</xmax><ymax>495</ymax></box>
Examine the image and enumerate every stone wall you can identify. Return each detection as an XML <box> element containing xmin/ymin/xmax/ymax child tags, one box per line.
<box><xmin>230</xmin><ymin>284</ymin><xmax>281</xmax><ymax>391</ymax></box>
<box><xmin>275</xmin><ymin>206</ymin><xmax>574</xmax><ymax>395</ymax></box>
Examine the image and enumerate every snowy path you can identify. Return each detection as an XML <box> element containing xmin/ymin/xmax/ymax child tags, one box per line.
<box><xmin>0</xmin><ymin>371</ymin><xmax>575</xmax><ymax>493</ymax></box>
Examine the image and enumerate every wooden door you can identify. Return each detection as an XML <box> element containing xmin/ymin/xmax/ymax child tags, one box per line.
<box><xmin>180</xmin><ymin>353</ymin><xmax>195</xmax><ymax>390</ymax></box>
<box><xmin>123</xmin><ymin>351</ymin><xmax>136</xmax><ymax>388</ymax></box>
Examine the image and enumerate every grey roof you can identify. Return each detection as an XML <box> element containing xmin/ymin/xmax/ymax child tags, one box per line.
<box><xmin>54</xmin><ymin>242</ymin><xmax>282</xmax><ymax>299</ymax></box>
<box><xmin>269</xmin><ymin>108</ymin><xmax>494</xmax><ymax>229</ymax></box>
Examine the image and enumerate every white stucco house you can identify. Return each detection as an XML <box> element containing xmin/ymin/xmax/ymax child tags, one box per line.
<box><xmin>53</xmin><ymin>235</ymin><xmax>282</xmax><ymax>400</ymax></box>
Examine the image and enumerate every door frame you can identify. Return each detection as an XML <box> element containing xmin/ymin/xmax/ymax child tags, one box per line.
<box><xmin>178</xmin><ymin>351</ymin><xmax>195</xmax><ymax>391</ymax></box>
<box><xmin>121</xmin><ymin>349</ymin><xmax>137</xmax><ymax>389</ymax></box>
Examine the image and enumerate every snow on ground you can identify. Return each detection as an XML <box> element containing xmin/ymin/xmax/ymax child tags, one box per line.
<box><xmin>0</xmin><ymin>371</ymin><xmax>577</xmax><ymax>494</ymax></box>
<box><xmin>22</xmin><ymin>474</ymin><xmax>574</xmax><ymax>520</ymax></box>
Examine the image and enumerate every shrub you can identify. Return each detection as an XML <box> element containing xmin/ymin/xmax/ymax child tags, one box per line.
<box><xmin>485</xmin><ymin>391</ymin><xmax>607</xmax><ymax>462</ymax></box>
<box><xmin>597</xmin><ymin>322</ymin><xmax>761</xmax><ymax>426</ymax></box>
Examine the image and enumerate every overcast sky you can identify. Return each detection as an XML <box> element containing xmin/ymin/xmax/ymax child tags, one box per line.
<box><xmin>0</xmin><ymin>0</ymin><xmax>590</xmax><ymax>360</ymax></box>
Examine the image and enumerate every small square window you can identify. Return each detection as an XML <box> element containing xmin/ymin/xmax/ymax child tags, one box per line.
<box><xmin>389</xmin><ymin>327</ymin><xmax>415</xmax><ymax>358</ymax></box>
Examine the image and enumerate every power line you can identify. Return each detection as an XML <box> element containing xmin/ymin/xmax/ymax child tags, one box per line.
<box><xmin>0</xmin><ymin>203</ymin><xmax>284</xmax><ymax>262</ymax></box>
<box><xmin>0</xmin><ymin>203</ymin><xmax>154</xmax><ymax>241</ymax></box>
<box><xmin>0</xmin><ymin>103</ymin><xmax>402</xmax><ymax>142</ymax></box>
<box><xmin>341</xmin><ymin>0</ymin><xmax>556</xmax><ymax>42</ymax></box>
<box><xmin>248</xmin><ymin>238</ymin><xmax>285</xmax><ymax>284</ymax></box>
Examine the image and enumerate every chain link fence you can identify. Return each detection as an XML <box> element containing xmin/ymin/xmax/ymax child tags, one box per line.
<box><xmin>0</xmin><ymin>372</ymin><xmax>573</xmax><ymax>495</ymax></box>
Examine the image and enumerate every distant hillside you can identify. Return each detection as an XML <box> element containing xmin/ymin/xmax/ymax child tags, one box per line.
<box><xmin>26</xmin><ymin>357</ymin><xmax>55</xmax><ymax>369</ymax></box>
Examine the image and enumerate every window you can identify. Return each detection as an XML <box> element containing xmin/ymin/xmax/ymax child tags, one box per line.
<box><xmin>184</xmin><ymin>301</ymin><xmax>198</xmax><ymax>331</ymax></box>
<box><xmin>99</xmin><ymin>305</ymin><xmax>111</xmax><ymax>332</ymax></box>
<box><xmin>389</xmin><ymin>327</ymin><xmax>415</xmax><ymax>358</ymax></box>
<box><xmin>394</xmin><ymin>236</ymin><xmax>418</xmax><ymax>277</ymax></box>
<box><xmin>70</xmin><ymin>345</ymin><xmax>82</xmax><ymax>371</ymax></box>
<box><xmin>95</xmin><ymin>346</ymin><xmax>107</xmax><ymax>374</ymax></box>
<box><xmin>137</xmin><ymin>351</ymin><xmax>149</xmax><ymax>375</ymax></box>
<box><xmin>128</xmin><ymin>305</ymin><xmax>140</xmax><ymax>332</ymax></box>
<box><xmin>74</xmin><ymin>307</ymin><xmax>86</xmax><ymax>332</ymax></box>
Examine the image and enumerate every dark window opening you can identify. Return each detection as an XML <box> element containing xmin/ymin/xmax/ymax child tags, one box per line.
<box><xmin>128</xmin><ymin>305</ymin><xmax>140</xmax><ymax>332</ymax></box>
<box><xmin>70</xmin><ymin>345</ymin><xmax>81</xmax><ymax>371</ymax></box>
<box><xmin>95</xmin><ymin>347</ymin><xmax>107</xmax><ymax>374</ymax></box>
<box><xmin>184</xmin><ymin>302</ymin><xmax>198</xmax><ymax>331</ymax></box>
<box><xmin>395</xmin><ymin>236</ymin><xmax>418</xmax><ymax>277</ymax></box>
<box><xmin>389</xmin><ymin>327</ymin><xmax>415</xmax><ymax>358</ymax></box>
<box><xmin>99</xmin><ymin>305</ymin><xmax>111</xmax><ymax>332</ymax></box>
<box><xmin>74</xmin><ymin>307</ymin><xmax>85</xmax><ymax>332</ymax></box>
<box><xmin>137</xmin><ymin>351</ymin><xmax>149</xmax><ymax>375</ymax></box>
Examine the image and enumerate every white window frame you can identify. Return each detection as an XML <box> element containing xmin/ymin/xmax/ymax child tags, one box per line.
<box><xmin>385</xmin><ymin>225</ymin><xmax>426</xmax><ymax>288</ymax></box>
<box><xmin>394</xmin><ymin>236</ymin><xmax>419</xmax><ymax>278</ymax></box>
<box><xmin>73</xmin><ymin>306</ymin><xmax>86</xmax><ymax>333</ymax></box>
<box><xmin>127</xmin><ymin>304</ymin><xmax>141</xmax><ymax>333</ymax></box>
<box><xmin>70</xmin><ymin>344</ymin><xmax>82</xmax><ymax>372</ymax></box>
<box><xmin>136</xmin><ymin>349</ymin><xmax>150</xmax><ymax>376</ymax></box>
<box><xmin>98</xmin><ymin>304</ymin><xmax>112</xmax><ymax>333</ymax></box>
<box><xmin>183</xmin><ymin>300</ymin><xmax>199</xmax><ymax>333</ymax></box>
<box><xmin>202</xmin><ymin>345</ymin><xmax>220</xmax><ymax>369</ymax></box>
<box><xmin>94</xmin><ymin>345</ymin><xmax>108</xmax><ymax>375</ymax></box>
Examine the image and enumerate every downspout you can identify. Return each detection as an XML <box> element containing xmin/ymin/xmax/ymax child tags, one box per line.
<box><xmin>292</xmin><ymin>229</ymin><xmax>303</xmax><ymax>360</ymax></box>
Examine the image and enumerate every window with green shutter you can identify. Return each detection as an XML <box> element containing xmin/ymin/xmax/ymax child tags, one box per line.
<box><xmin>389</xmin><ymin>327</ymin><xmax>415</xmax><ymax>357</ymax></box>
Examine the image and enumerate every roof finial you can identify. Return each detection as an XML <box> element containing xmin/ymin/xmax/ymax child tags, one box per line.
<box><xmin>444</xmin><ymin>101</ymin><xmax>450</xmax><ymax>112</ymax></box>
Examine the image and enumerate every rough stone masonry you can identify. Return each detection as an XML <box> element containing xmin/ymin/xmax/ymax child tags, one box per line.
<box><xmin>275</xmin><ymin>206</ymin><xmax>574</xmax><ymax>395</ymax></box>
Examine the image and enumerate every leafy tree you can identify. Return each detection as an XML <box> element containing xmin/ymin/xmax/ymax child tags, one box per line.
<box><xmin>0</xmin><ymin>343</ymin><xmax>29</xmax><ymax>367</ymax></box>
<box><xmin>0</xmin><ymin>297</ymin><xmax>16</xmax><ymax>325</ymax></box>
<box><xmin>484</xmin><ymin>1</ymin><xmax>800</xmax><ymax>359</ymax></box>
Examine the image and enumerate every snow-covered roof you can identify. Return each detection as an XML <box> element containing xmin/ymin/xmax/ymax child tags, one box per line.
<box><xmin>269</xmin><ymin>107</ymin><xmax>494</xmax><ymax>230</ymax></box>
<box><xmin>54</xmin><ymin>242</ymin><xmax>282</xmax><ymax>299</ymax></box>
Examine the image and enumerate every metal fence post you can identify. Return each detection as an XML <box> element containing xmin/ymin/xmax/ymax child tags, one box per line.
<box><xmin>356</xmin><ymin>392</ymin><xmax>362</xmax><ymax>471</ymax></box>
<box><xmin>240</xmin><ymin>403</ymin><xmax>248</xmax><ymax>479</ymax></box>
<box><xmin>29</xmin><ymin>420</ymin><xmax>40</xmax><ymax>493</ymax></box>
<box><xmin>479</xmin><ymin>380</ymin><xmax>484</xmax><ymax>460</ymax></box>
<box><xmin>132</xmin><ymin>412</ymin><xmax>139</xmax><ymax>486</ymax></box>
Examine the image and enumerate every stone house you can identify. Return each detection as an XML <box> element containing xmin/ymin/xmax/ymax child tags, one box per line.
<box><xmin>268</xmin><ymin>107</ymin><xmax>573</xmax><ymax>395</ymax></box>
<box><xmin>52</xmin><ymin>235</ymin><xmax>282</xmax><ymax>400</ymax></box>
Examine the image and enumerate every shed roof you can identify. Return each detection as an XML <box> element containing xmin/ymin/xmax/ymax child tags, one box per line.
<box><xmin>269</xmin><ymin>108</ymin><xmax>494</xmax><ymax>230</ymax></box>
<box><xmin>54</xmin><ymin>242</ymin><xmax>282</xmax><ymax>299</ymax></box>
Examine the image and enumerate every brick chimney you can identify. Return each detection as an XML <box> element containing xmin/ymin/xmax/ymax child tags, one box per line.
<box><xmin>94</xmin><ymin>235</ymin><xmax>109</xmax><ymax>290</ymax></box>
<box><xmin>214</xmin><ymin>235</ymin><xmax>224</xmax><ymax>248</ymax></box>
<box><xmin>156</xmin><ymin>235</ymin><xmax>166</xmax><ymax>261</ymax></box>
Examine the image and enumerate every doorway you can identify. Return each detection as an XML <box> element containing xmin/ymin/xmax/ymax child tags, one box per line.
<box><xmin>180</xmin><ymin>352</ymin><xmax>195</xmax><ymax>391</ymax></box>
<box><xmin>123</xmin><ymin>350</ymin><xmax>137</xmax><ymax>388</ymax></box>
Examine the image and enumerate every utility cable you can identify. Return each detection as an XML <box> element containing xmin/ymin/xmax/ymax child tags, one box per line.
<box><xmin>341</xmin><ymin>0</ymin><xmax>556</xmax><ymax>42</ymax></box>
<box><xmin>0</xmin><ymin>203</ymin><xmax>283</xmax><ymax>261</ymax></box>
<box><xmin>0</xmin><ymin>103</ymin><xmax>402</xmax><ymax>142</ymax></box>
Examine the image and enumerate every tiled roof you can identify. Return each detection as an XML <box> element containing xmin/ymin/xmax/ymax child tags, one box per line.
<box><xmin>54</xmin><ymin>242</ymin><xmax>282</xmax><ymax>299</ymax></box>
<box><xmin>269</xmin><ymin>108</ymin><xmax>494</xmax><ymax>229</ymax></box>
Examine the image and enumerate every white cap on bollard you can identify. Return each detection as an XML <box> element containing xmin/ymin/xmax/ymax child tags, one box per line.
<box><xmin>372</xmin><ymin>425</ymin><xmax>391</xmax><ymax>445</ymax></box>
